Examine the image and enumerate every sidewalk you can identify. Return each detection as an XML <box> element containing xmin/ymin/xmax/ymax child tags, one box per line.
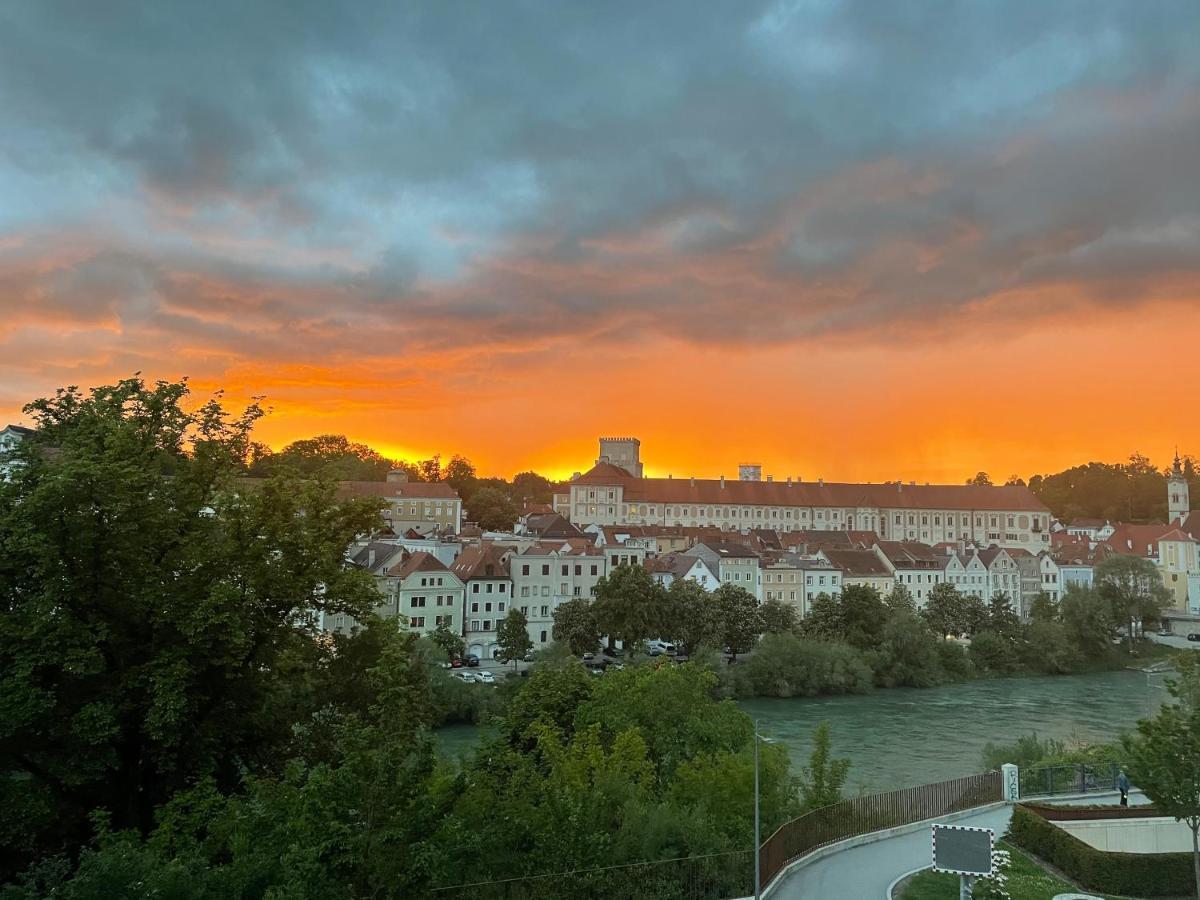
<box><xmin>765</xmin><ymin>790</ymin><xmax>1147</xmax><ymax>900</ymax></box>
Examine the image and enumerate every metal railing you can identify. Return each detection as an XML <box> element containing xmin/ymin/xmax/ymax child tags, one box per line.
<box><xmin>1020</xmin><ymin>762</ymin><xmax>1124</xmax><ymax>798</ymax></box>
<box><xmin>427</xmin><ymin>848</ymin><xmax>753</xmax><ymax>900</ymax></box>
<box><xmin>758</xmin><ymin>771</ymin><xmax>1004</xmax><ymax>890</ymax></box>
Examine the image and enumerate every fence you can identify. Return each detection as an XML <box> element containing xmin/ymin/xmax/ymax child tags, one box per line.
<box><xmin>758</xmin><ymin>770</ymin><xmax>1004</xmax><ymax>890</ymax></box>
<box><xmin>1020</xmin><ymin>762</ymin><xmax>1124</xmax><ymax>798</ymax></box>
<box><xmin>427</xmin><ymin>848</ymin><xmax>753</xmax><ymax>900</ymax></box>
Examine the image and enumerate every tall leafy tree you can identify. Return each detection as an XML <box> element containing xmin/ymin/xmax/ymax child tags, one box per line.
<box><xmin>552</xmin><ymin>598</ymin><xmax>600</xmax><ymax>656</ymax></box>
<box><xmin>802</xmin><ymin>592</ymin><xmax>843</xmax><ymax>640</ymax></box>
<box><xmin>431</xmin><ymin>621</ymin><xmax>465</xmax><ymax>662</ymax></box>
<box><xmin>1058</xmin><ymin>584</ymin><xmax>1115</xmax><ymax>657</ymax></box>
<box><xmin>0</xmin><ymin>378</ymin><xmax>382</xmax><ymax>872</ymax></box>
<box><xmin>248</xmin><ymin>433</ymin><xmax>413</xmax><ymax>481</ymax></box>
<box><xmin>592</xmin><ymin>564</ymin><xmax>668</xmax><ymax>658</ymax></box>
<box><xmin>760</xmin><ymin>598</ymin><xmax>799</xmax><ymax>635</ymax></box>
<box><xmin>921</xmin><ymin>583</ymin><xmax>967</xmax><ymax>637</ymax></box>
<box><xmin>715</xmin><ymin>583</ymin><xmax>761</xmax><ymax>661</ymax></box>
<box><xmin>1095</xmin><ymin>554</ymin><xmax>1173</xmax><ymax>647</ymax></box>
<box><xmin>442</xmin><ymin>455</ymin><xmax>478</xmax><ymax>501</ymax></box>
<box><xmin>1125</xmin><ymin>655</ymin><xmax>1200</xmax><ymax>897</ymax></box>
<box><xmin>797</xmin><ymin>723</ymin><xmax>850</xmax><ymax>812</ymax></box>
<box><xmin>838</xmin><ymin>585</ymin><xmax>888</xmax><ymax>650</ymax></box>
<box><xmin>1028</xmin><ymin>590</ymin><xmax>1058</xmax><ymax>623</ymax></box>
<box><xmin>986</xmin><ymin>592</ymin><xmax>1022</xmax><ymax>638</ymax></box>
<box><xmin>511</xmin><ymin>471</ymin><xmax>556</xmax><ymax>505</ymax></box>
<box><xmin>496</xmin><ymin>609</ymin><xmax>533</xmax><ymax>670</ymax></box>
<box><xmin>466</xmin><ymin>486</ymin><xmax>518</xmax><ymax>532</ymax></box>
<box><xmin>663</xmin><ymin>579</ymin><xmax>722</xmax><ymax>655</ymax></box>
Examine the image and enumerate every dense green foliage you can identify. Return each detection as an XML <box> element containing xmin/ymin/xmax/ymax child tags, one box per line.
<box><xmin>1008</xmin><ymin>804</ymin><xmax>1195</xmax><ymax>897</ymax></box>
<box><xmin>1030</xmin><ymin>452</ymin><xmax>1198</xmax><ymax>523</ymax></box>
<box><xmin>1125</xmin><ymin>653</ymin><xmax>1200</xmax><ymax>895</ymax></box>
<box><xmin>745</xmin><ymin>634</ymin><xmax>873</xmax><ymax>697</ymax></box>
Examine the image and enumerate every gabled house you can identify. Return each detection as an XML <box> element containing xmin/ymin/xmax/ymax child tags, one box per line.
<box><xmin>452</xmin><ymin>543</ymin><xmax>514</xmax><ymax>660</ymax></box>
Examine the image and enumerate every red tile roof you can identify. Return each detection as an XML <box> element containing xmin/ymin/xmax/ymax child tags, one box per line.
<box><xmin>451</xmin><ymin>544</ymin><xmax>510</xmax><ymax>580</ymax></box>
<box><xmin>823</xmin><ymin>548</ymin><xmax>891</xmax><ymax>577</ymax></box>
<box><xmin>385</xmin><ymin>551</ymin><xmax>451</xmax><ymax>579</ymax></box>
<box><xmin>573</xmin><ymin>464</ymin><xmax>1047</xmax><ymax>512</ymax></box>
<box><xmin>336</xmin><ymin>480</ymin><xmax>460</xmax><ymax>501</ymax></box>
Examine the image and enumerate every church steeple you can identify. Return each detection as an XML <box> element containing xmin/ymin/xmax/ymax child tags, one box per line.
<box><xmin>1168</xmin><ymin>448</ymin><xmax>1189</xmax><ymax>524</ymax></box>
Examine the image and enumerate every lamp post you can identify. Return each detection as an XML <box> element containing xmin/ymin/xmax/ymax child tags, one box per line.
<box><xmin>754</xmin><ymin>718</ymin><xmax>760</xmax><ymax>900</ymax></box>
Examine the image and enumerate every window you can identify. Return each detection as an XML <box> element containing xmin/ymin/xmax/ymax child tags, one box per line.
<box><xmin>560</xmin><ymin>582</ymin><xmax>569</xmax><ymax>593</ymax></box>
<box><xmin>471</xmin><ymin>602</ymin><xmax>479</xmax><ymax>613</ymax></box>
<box><xmin>611</xmin><ymin>555</ymin><xmax>620</xmax><ymax>566</ymax></box>
<box><xmin>540</xmin><ymin>630</ymin><xmax>548</xmax><ymax>643</ymax></box>
<box><xmin>520</xmin><ymin>586</ymin><xmax>530</xmax><ymax>598</ymax></box>
<box><xmin>540</xmin><ymin>605</ymin><xmax>549</xmax><ymax>617</ymax></box>
<box><xmin>561</xmin><ymin>564</ymin><xmax>569</xmax><ymax>576</ymax></box>
<box><xmin>420</xmin><ymin>577</ymin><xmax>427</xmax><ymax>587</ymax></box>
<box><xmin>472</xmin><ymin>583</ymin><xmax>479</xmax><ymax>594</ymax></box>
<box><xmin>522</xmin><ymin>564</ymin><xmax>530</xmax><ymax>576</ymax></box>
<box><xmin>411</xmin><ymin>617</ymin><xmax>425</xmax><ymax>628</ymax></box>
<box><xmin>520</xmin><ymin>605</ymin><xmax>528</xmax><ymax>615</ymax></box>
<box><xmin>485</xmin><ymin>583</ymin><xmax>493</xmax><ymax>594</ymax></box>
<box><xmin>574</xmin><ymin>564</ymin><xmax>582</xmax><ymax>576</ymax></box>
<box><xmin>541</xmin><ymin>586</ymin><xmax>550</xmax><ymax>596</ymax></box>
<box><xmin>542</xmin><ymin>565</ymin><xmax>550</xmax><ymax>576</ymax></box>
<box><xmin>574</xmin><ymin>586</ymin><xmax>582</xmax><ymax>596</ymax></box>
<box><xmin>499</xmin><ymin>583</ymin><xmax>507</xmax><ymax>593</ymax></box>
<box><xmin>590</xmin><ymin>564</ymin><xmax>598</xmax><ymax>576</ymax></box>
<box><xmin>482</xmin><ymin>619</ymin><xmax>491</xmax><ymax>631</ymax></box>
<box><xmin>411</xmin><ymin>596</ymin><xmax>426</xmax><ymax>608</ymax></box>
<box><xmin>484</xmin><ymin>602</ymin><xmax>492</xmax><ymax>612</ymax></box>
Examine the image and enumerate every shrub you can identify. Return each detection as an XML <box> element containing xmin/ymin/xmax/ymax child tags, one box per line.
<box><xmin>968</xmin><ymin>631</ymin><xmax>1022</xmax><ymax>675</ymax></box>
<box><xmin>745</xmin><ymin>634</ymin><xmax>873</xmax><ymax>698</ymax></box>
<box><xmin>1007</xmin><ymin>804</ymin><xmax>1194</xmax><ymax>897</ymax></box>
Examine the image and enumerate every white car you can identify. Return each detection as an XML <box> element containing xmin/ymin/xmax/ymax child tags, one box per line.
<box><xmin>477</xmin><ymin>671</ymin><xmax>496</xmax><ymax>684</ymax></box>
<box><xmin>456</xmin><ymin>671</ymin><xmax>478</xmax><ymax>684</ymax></box>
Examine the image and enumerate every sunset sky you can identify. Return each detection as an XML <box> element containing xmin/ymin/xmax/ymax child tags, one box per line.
<box><xmin>1</xmin><ymin>2</ymin><xmax>1198</xmax><ymax>482</ymax></box>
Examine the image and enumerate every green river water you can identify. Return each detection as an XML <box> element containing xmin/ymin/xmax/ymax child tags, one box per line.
<box><xmin>435</xmin><ymin>670</ymin><xmax>1168</xmax><ymax>792</ymax></box>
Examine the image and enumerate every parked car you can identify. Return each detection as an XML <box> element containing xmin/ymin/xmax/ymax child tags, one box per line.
<box><xmin>450</xmin><ymin>657</ymin><xmax>464</xmax><ymax>668</ymax></box>
<box><xmin>455</xmin><ymin>671</ymin><xmax>477</xmax><ymax>683</ymax></box>
<box><xmin>523</xmin><ymin>650</ymin><xmax>535</xmax><ymax>662</ymax></box>
<box><xmin>1187</xmin><ymin>633</ymin><xmax>1200</xmax><ymax>642</ymax></box>
<box><xmin>582</xmin><ymin>652</ymin><xmax>595</xmax><ymax>661</ymax></box>
<box><xmin>465</xmin><ymin>654</ymin><xmax>481</xmax><ymax>667</ymax></box>
<box><xmin>477</xmin><ymin>671</ymin><xmax>496</xmax><ymax>684</ymax></box>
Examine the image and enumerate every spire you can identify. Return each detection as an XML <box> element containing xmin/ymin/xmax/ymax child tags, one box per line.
<box><xmin>1172</xmin><ymin>447</ymin><xmax>1184</xmax><ymax>477</ymax></box>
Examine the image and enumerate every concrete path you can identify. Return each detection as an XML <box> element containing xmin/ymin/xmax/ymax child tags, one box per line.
<box><xmin>765</xmin><ymin>791</ymin><xmax>1147</xmax><ymax>900</ymax></box>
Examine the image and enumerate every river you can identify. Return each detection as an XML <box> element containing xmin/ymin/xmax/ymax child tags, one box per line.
<box><xmin>435</xmin><ymin>670</ymin><xmax>1169</xmax><ymax>792</ymax></box>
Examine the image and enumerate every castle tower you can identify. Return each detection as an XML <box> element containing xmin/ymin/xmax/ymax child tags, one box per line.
<box><xmin>1168</xmin><ymin>450</ymin><xmax>1189</xmax><ymax>524</ymax></box>
<box><xmin>597</xmin><ymin>437</ymin><xmax>642</xmax><ymax>477</ymax></box>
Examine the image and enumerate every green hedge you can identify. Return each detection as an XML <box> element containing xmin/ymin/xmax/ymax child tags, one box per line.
<box><xmin>1007</xmin><ymin>804</ymin><xmax>1195</xmax><ymax>897</ymax></box>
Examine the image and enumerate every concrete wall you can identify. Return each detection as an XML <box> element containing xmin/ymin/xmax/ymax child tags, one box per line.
<box><xmin>1055</xmin><ymin>816</ymin><xmax>1194</xmax><ymax>854</ymax></box>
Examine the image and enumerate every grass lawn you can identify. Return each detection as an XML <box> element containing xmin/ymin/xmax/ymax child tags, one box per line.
<box><xmin>898</xmin><ymin>841</ymin><xmax>1115</xmax><ymax>900</ymax></box>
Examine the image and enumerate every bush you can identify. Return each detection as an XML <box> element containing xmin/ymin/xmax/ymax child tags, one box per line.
<box><xmin>872</xmin><ymin>610</ymin><xmax>947</xmax><ymax>688</ymax></box>
<box><xmin>968</xmin><ymin>631</ymin><xmax>1021</xmax><ymax>675</ymax></box>
<box><xmin>980</xmin><ymin>733</ymin><xmax>1067</xmax><ymax>771</ymax></box>
<box><xmin>745</xmin><ymin>634</ymin><xmax>873</xmax><ymax>698</ymax></box>
<box><xmin>1021</xmin><ymin>620</ymin><xmax>1080</xmax><ymax>674</ymax></box>
<box><xmin>934</xmin><ymin>640</ymin><xmax>974</xmax><ymax>680</ymax></box>
<box><xmin>1007</xmin><ymin>804</ymin><xmax>1195</xmax><ymax>897</ymax></box>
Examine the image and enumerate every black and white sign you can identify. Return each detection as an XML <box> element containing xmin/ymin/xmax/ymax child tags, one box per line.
<box><xmin>931</xmin><ymin>824</ymin><xmax>994</xmax><ymax>876</ymax></box>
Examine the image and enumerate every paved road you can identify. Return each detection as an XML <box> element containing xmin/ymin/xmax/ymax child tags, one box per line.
<box><xmin>1148</xmin><ymin>632</ymin><xmax>1200</xmax><ymax>651</ymax></box>
<box><xmin>766</xmin><ymin>791</ymin><xmax>1148</xmax><ymax>900</ymax></box>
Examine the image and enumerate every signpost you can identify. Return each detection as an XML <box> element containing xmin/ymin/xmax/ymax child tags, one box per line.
<box><xmin>932</xmin><ymin>824</ymin><xmax>993</xmax><ymax>899</ymax></box>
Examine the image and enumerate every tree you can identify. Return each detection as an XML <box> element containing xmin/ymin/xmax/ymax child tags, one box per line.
<box><xmin>715</xmin><ymin>583</ymin><xmax>761</xmax><ymax>661</ymax></box>
<box><xmin>1028</xmin><ymin>591</ymin><xmax>1058</xmax><ymax>623</ymax></box>
<box><xmin>1126</xmin><ymin>655</ymin><xmax>1200</xmax><ymax>897</ymax></box>
<box><xmin>967</xmin><ymin>472</ymin><xmax>993</xmax><ymax>487</ymax></box>
<box><xmin>802</xmin><ymin>592</ymin><xmax>843</xmax><ymax>640</ymax></box>
<box><xmin>760</xmin><ymin>598</ymin><xmax>799</xmax><ymax>635</ymax></box>
<box><xmin>874</xmin><ymin>609</ymin><xmax>946</xmax><ymax>688</ymax></box>
<box><xmin>1095</xmin><ymin>554</ymin><xmax>1173</xmax><ymax>649</ymax></box>
<box><xmin>443</xmin><ymin>455</ymin><xmax>477</xmax><ymax>501</ymax></box>
<box><xmin>552</xmin><ymin>598</ymin><xmax>600</xmax><ymax>656</ymax></box>
<box><xmin>922</xmin><ymin>583</ymin><xmax>967</xmax><ymax>637</ymax></box>
<box><xmin>1059</xmin><ymin>584</ymin><xmax>1115</xmax><ymax>657</ymax></box>
<box><xmin>0</xmin><ymin>377</ymin><xmax>383</xmax><ymax>872</ymax></box>
<box><xmin>248</xmin><ymin>433</ymin><xmax>408</xmax><ymax>481</ymax></box>
<box><xmin>1004</xmin><ymin>475</ymin><xmax>1026</xmax><ymax>487</ymax></box>
<box><xmin>838</xmin><ymin>585</ymin><xmax>888</xmax><ymax>650</ymax></box>
<box><xmin>496</xmin><ymin>609</ymin><xmax>533</xmax><ymax>671</ymax></box>
<box><xmin>797</xmin><ymin>723</ymin><xmax>850</xmax><ymax>812</ymax></box>
<box><xmin>664</xmin><ymin>579</ymin><xmax>723</xmax><ymax>655</ymax></box>
<box><xmin>431</xmin><ymin>621</ymin><xmax>465</xmax><ymax>662</ymax></box>
<box><xmin>512</xmin><ymin>471</ymin><xmax>556</xmax><ymax>505</ymax></box>
<box><xmin>592</xmin><ymin>564</ymin><xmax>668</xmax><ymax>658</ymax></box>
<box><xmin>962</xmin><ymin>594</ymin><xmax>990</xmax><ymax>636</ymax></box>
<box><xmin>417</xmin><ymin>455</ymin><xmax>442</xmax><ymax>483</ymax></box>
<box><xmin>986</xmin><ymin>592</ymin><xmax>1021</xmax><ymax>638</ymax></box>
<box><xmin>884</xmin><ymin>584</ymin><xmax>916</xmax><ymax>614</ymax></box>
<box><xmin>466</xmin><ymin>486</ymin><xmax>518</xmax><ymax>532</ymax></box>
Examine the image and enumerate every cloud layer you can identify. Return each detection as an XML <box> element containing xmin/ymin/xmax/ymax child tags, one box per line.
<box><xmin>1</xmin><ymin>0</ymin><xmax>1198</xmax><ymax>477</ymax></box>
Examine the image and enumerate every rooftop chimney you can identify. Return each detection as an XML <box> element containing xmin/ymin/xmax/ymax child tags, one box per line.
<box><xmin>387</xmin><ymin>469</ymin><xmax>409</xmax><ymax>483</ymax></box>
<box><xmin>767</xmin><ymin>475</ymin><xmax>774</xmax><ymax>483</ymax></box>
<box><xmin>818</xmin><ymin>477</ymin><xmax>824</xmax><ymax>487</ymax></box>
<box><xmin>786</xmin><ymin>477</ymin><xmax>792</xmax><ymax>486</ymax></box>
<box><xmin>689</xmin><ymin>476</ymin><xmax>695</xmax><ymax>486</ymax></box>
<box><xmin>368</xmin><ymin>548</ymin><xmax>376</xmax><ymax>568</ymax></box>
<box><xmin>720</xmin><ymin>475</ymin><xmax>726</xmax><ymax>488</ymax></box>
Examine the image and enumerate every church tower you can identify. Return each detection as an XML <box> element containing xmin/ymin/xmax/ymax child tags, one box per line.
<box><xmin>1168</xmin><ymin>450</ymin><xmax>1189</xmax><ymax>524</ymax></box>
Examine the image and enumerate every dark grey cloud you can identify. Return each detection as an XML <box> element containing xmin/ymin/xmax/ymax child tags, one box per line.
<box><xmin>0</xmin><ymin>0</ymin><xmax>1198</xmax><ymax>364</ymax></box>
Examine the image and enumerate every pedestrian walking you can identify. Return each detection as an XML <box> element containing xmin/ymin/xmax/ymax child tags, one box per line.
<box><xmin>1117</xmin><ymin>768</ymin><xmax>1130</xmax><ymax>806</ymax></box>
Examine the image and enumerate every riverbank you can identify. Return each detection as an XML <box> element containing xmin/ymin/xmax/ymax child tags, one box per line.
<box><xmin>436</xmin><ymin>669</ymin><xmax>1168</xmax><ymax>792</ymax></box>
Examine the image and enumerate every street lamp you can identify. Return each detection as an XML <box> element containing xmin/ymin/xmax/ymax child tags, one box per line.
<box><xmin>753</xmin><ymin>721</ymin><xmax>777</xmax><ymax>900</ymax></box>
